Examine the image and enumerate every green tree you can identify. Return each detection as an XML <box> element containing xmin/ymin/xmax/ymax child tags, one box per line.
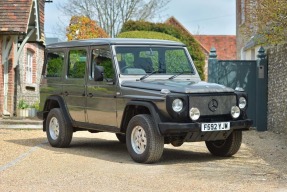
<box><xmin>66</xmin><ymin>16</ymin><xmax>109</xmax><ymax>41</ymax></box>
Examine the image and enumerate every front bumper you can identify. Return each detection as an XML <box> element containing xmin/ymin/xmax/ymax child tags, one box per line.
<box><xmin>158</xmin><ymin>119</ymin><xmax>253</xmax><ymax>135</ymax></box>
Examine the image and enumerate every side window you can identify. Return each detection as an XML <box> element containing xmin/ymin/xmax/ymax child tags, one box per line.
<box><xmin>46</xmin><ymin>51</ymin><xmax>64</xmax><ymax>77</ymax></box>
<box><xmin>68</xmin><ymin>49</ymin><xmax>87</xmax><ymax>78</ymax></box>
<box><xmin>91</xmin><ymin>47</ymin><xmax>114</xmax><ymax>80</ymax></box>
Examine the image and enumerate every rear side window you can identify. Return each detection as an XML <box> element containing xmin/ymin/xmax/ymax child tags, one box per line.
<box><xmin>46</xmin><ymin>51</ymin><xmax>64</xmax><ymax>77</ymax></box>
<box><xmin>68</xmin><ymin>49</ymin><xmax>87</xmax><ymax>78</ymax></box>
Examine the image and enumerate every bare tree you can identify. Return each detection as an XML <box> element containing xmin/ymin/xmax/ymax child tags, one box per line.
<box><xmin>58</xmin><ymin>0</ymin><xmax>170</xmax><ymax>37</ymax></box>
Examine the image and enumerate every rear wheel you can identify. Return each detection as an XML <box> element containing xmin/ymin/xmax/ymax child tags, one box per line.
<box><xmin>126</xmin><ymin>114</ymin><xmax>164</xmax><ymax>163</ymax></box>
<box><xmin>205</xmin><ymin>131</ymin><xmax>242</xmax><ymax>157</ymax></box>
<box><xmin>46</xmin><ymin>108</ymin><xmax>73</xmax><ymax>148</ymax></box>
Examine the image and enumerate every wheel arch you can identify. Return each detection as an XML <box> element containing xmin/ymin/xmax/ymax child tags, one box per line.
<box><xmin>42</xmin><ymin>96</ymin><xmax>72</xmax><ymax>131</ymax></box>
<box><xmin>120</xmin><ymin>101</ymin><xmax>162</xmax><ymax>135</ymax></box>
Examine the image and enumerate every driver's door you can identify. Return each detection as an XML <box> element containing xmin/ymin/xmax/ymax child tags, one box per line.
<box><xmin>86</xmin><ymin>46</ymin><xmax>117</xmax><ymax>127</ymax></box>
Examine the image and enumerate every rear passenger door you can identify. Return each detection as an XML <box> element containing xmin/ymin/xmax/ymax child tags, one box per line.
<box><xmin>62</xmin><ymin>48</ymin><xmax>87</xmax><ymax>123</ymax></box>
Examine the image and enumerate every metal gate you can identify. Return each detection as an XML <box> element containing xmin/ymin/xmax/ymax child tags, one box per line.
<box><xmin>208</xmin><ymin>47</ymin><xmax>268</xmax><ymax>131</ymax></box>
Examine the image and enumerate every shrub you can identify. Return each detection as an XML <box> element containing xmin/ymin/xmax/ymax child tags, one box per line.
<box><xmin>18</xmin><ymin>100</ymin><xmax>29</xmax><ymax>109</ymax></box>
<box><xmin>118</xmin><ymin>31</ymin><xmax>180</xmax><ymax>42</ymax></box>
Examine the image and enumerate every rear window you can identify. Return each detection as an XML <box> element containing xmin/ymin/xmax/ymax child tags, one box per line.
<box><xmin>46</xmin><ymin>51</ymin><xmax>64</xmax><ymax>77</ymax></box>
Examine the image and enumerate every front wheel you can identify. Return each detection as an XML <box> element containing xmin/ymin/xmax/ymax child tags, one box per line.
<box><xmin>205</xmin><ymin>131</ymin><xmax>242</xmax><ymax>157</ymax></box>
<box><xmin>126</xmin><ymin>114</ymin><xmax>164</xmax><ymax>163</ymax></box>
<box><xmin>46</xmin><ymin>108</ymin><xmax>73</xmax><ymax>148</ymax></box>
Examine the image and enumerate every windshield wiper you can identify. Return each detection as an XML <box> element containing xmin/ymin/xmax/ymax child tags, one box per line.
<box><xmin>140</xmin><ymin>70</ymin><xmax>159</xmax><ymax>81</ymax></box>
<box><xmin>168</xmin><ymin>71</ymin><xmax>191</xmax><ymax>80</ymax></box>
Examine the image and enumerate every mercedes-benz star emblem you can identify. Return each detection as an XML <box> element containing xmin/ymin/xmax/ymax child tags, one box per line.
<box><xmin>208</xmin><ymin>99</ymin><xmax>218</xmax><ymax>112</ymax></box>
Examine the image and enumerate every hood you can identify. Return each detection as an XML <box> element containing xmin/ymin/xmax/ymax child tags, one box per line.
<box><xmin>121</xmin><ymin>80</ymin><xmax>234</xmax><ymax>94</ymax></box>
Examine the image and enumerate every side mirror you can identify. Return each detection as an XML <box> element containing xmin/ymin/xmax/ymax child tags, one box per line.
<box><xmin>94</xmin><ymin>65</ymin><xmax>104</xmax><ymax>81</ymax></box>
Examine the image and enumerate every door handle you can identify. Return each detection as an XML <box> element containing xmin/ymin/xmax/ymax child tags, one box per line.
<box><xmin>88</xmin><ymin>93</ymin><xmax>93</xmax><ymax>97</ymax></box>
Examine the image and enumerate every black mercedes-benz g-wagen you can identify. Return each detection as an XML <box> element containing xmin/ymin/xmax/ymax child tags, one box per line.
<box><xmin>38</xmin><ymin>38</ymin><xmax>252</xmax><ymax>163</ymax></box>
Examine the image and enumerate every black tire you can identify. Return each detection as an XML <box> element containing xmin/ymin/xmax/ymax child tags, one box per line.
<box><xmin>205</xmin><ymin>131</ymin><xmax>242</xmax><ymax>157</ymax></box>
<box><xmin>126</xmin><ymin>114</ymin><xmax>164</xmax><ymax>163</ymax></box>
<box><xmin>116</xmin><ymin>133</ymin><xmax>126</xmax><ymax>144</ymax></box>
<box><xmin>46</xmin><ymin>108</ymin><xmax>73</xmax><ymax>148</ymax></box>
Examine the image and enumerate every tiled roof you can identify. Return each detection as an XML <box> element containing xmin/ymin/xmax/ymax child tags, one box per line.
<box><xmin>165</xmin><ymin>17</ymin><xmax>237</xmax><ymax>60</ymax></box>
<box><xmin>193</xmin><ymin>35</ymin><xmax>237</xmax><ymax>60</ymax></box>
<box><xmin>38</xmin><ymin>0</ymin><xmax>45</xmax><ymax>42</ymax></box>
<box><xmin>0</xmin><ymin>0</ymin><xmax>32</xmax><ymax>34</ymax></box>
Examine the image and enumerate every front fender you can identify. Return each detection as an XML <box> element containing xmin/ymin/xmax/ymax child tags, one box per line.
<box><xmin>120</xmin><ymin>101</ymin><xmax>163</xmax><ymax>135</ymax></box>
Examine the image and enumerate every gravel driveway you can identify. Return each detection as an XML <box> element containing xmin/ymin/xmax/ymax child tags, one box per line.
<box><xmin>0</xmin><ymin>129</ymin><xmax>286</xmax><ymax>192</ymax></box>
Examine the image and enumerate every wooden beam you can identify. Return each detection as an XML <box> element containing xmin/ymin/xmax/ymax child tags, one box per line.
<box><xmin>15</xmin><ymin>28</ymin><xmax>35</xmax><ymax>68</ymax></box>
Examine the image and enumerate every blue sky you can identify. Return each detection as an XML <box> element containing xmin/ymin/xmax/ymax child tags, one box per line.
<box><xmin>44</xmin><ymin>0</ymin><xmax>236</xmax><ymax>38</ymax></box>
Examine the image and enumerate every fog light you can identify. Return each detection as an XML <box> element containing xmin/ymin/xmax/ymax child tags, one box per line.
<box><xmin>231</xmin><ymin>106</ymin><xmax>240</xmax><ymax>119</ymax></box>
<box><xmin>172</xmin><ymin>99</ymin><xmax>183</xmax><ymax>112</ymax></box>
<box><xmin>239</xmin><ymin>97</ymin><xmax>247</xmax><ymax>109</ymax></box>
<box><xmin>189</xmin><ymin>108</ymin><xmax>200</xmax><ymax>121</ymax></box>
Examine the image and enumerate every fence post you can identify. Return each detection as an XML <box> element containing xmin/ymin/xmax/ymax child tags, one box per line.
<box><xmin>208</xmin><ymin>47</ymin><xmax>218</xmax><ymax>83</ymax></box>
<box><xmin>256</xmin><ymin>47</ymin><xmax>268</xmax><ymax>131</ymax></box>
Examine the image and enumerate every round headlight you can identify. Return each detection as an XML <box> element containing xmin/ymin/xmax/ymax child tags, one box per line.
<box><xmin>189</xmin><ymin>108</ymin><xmax>200</xmax><ymax>121</ymax></box>
<box><xmin>172</xmin><ymin>99</ymin><xmax>183</xmax><ymax>112</ymax></box>
<box><xmin>231</xmin><ymin>106</ymin><xmax>240</xmax><ymax>119</ymax></box>
<box><xmin>239</xmin><ymin>97</ymin><xmax>247</xmax><ymax>109</ymax></box>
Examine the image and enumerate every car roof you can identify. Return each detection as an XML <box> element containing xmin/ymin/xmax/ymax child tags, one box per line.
<box><xmin>46</xmin><ymin>38</ymin><xmax>185</xmax><ymax>49</ymax></box>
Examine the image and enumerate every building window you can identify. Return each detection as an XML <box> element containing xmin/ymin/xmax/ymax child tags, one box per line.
<box><xmin>26</xmin><ymin>50</ymin><xmax>33</xmax><ymax>83</ymax></box>
<box><xmin>241</xmin><ymin>0</ymin><xmax>245</xmax><ymax>24</ymax></box>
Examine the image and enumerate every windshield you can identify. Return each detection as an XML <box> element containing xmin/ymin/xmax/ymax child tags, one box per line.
<box><xmin>115</xmin><ymin>46</ymin><xmax>195</xmax><ymax>76</ymax></box>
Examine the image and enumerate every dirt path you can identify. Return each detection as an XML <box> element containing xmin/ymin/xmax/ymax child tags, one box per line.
<box><xmin>0</xmin><ymin>129</ymin><xmax>286</xmax><ymax>192</ymax></box>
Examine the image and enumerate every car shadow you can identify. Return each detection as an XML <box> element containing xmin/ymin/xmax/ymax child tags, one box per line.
<box><xmin>6</xmin><ymin>136</ymin><xmax>228</xmax><ymax>165</ymax></box>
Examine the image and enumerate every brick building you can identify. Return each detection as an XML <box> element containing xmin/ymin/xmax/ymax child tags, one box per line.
<box><xmin>0</xmin><ymin>0</ymin><xmax>45</xmax><ymax>117</ymax></box>
<box><xmin>236</xmin><ymin>0</ymin><xmax>262</xmax><ymax>60</ymax></box>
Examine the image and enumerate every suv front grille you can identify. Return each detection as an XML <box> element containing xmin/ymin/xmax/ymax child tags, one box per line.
<box><xmin>189</xmin><ymin>95</ymin><xmax>236</xmax><ymax>116</ymax></box>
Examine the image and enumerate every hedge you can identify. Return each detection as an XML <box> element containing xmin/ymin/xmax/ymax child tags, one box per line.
<box><xmin>117</xmin><ymin>31</ymin><xmax>180</xmax><ymax>42</ymax></box>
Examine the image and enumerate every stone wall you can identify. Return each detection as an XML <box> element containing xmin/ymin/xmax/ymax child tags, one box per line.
<box><xmin>267</xmin><ymin>43</ymin><xmax>287</xmax><ymax>134</ymax></box>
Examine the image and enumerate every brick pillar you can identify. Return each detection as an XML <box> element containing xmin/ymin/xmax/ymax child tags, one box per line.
<box><xmin>0</xmin><ymin>38</ymin><xmax>3</xmax><ymax>115</ymax></box>
<box><xmin>8</xmin><ymin>57</ymin><xmax>15</xmax><ymax>115</ymax></box>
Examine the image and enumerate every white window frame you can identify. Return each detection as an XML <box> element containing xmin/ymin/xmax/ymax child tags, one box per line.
<box><xmin>26</xmin><ymin>50</ymin><xmax>33</xmax><ymax>84</ymax></box>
